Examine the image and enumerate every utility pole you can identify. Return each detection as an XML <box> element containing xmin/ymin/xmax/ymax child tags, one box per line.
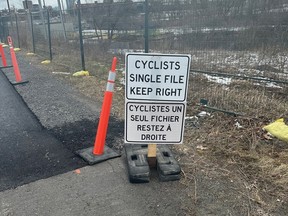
<box><xmin>25</xmin><ymin>0</ymin><xmax>36</xmax><ymax>53</ymax></box>
<box><xmin>6</xmin><ymin>0</ymin><xmax>11</xmax><ymax>12</ymax></box>
<box><xmin>65</xmin><ymin>0</ymin><xmax>70</xmax><ymax>11</ymax></box>
<box><xmin>7</xmin><ymin>0</ymin><xmax>13</xmax><ymax>29</ymax></box>
<box><xmin>25</xmin><ymin>0</ymin><xmax>29</xmax><ymax>9</ymax></box>
<box><xmin>57</xmin><ymin>0</ymin><xmax>67</xmax><ymax>40</ymax></box>
<box><xmin>61</xmin><ymin>0</ymin><xmax>65</xmax><ymax>12</ymax></box>
<box><xmin>38</xmin><ymin>0</ymin><xmax>47</xmax><ymax>39</ymax></box>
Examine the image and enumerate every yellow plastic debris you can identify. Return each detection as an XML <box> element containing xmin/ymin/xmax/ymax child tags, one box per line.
<box><xmin>263</xmin><ymin>118</ymin><xmax>288</xmax><ymax>142</ymax></box>
<box><xmin>27</xmin><ymin>52</ymin><xmax>35</xmax><ymax>56</ymax></box>
<box><xmin>72</xmin><ymin>70</ymin><xmax>89</xmax><ymax>77</ymax></box>
<box><xmin>14</xmin><ymin>48</ymin><xmax>21</xmax><ymax>52</ymax></box>
<box><xmin>41</xmin><ymin>60</ymin><xmax>51</xmax><ymax>64</ymax></box>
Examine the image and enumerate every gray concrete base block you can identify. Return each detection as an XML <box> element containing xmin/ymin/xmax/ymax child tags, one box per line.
<box><xmin>125</xmin><ymin>144</ymin><xmax>181</xmax><ymax>183</ymax></box>
<box><xmin>157</xmin><ymin>145</ymin><xmax>181</xmax><ymax>182</ymax></box>
<box><xmin>76</xmin><ymin>146</ymin><xmax>121</xmax><ymax>165</ymax></box>
<box><xmin>125</xmin><ymin>144</ymin><xmax>150</xmax><ymax>183</ymax></box>
<box><xmin>158</xmin><ymin>173</ymin><xmax>181</xmax><ymax>182</ymax></box>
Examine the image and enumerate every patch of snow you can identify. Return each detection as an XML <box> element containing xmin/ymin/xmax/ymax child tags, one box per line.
<box><xmin>203</xmin><ymin>74</ymin><xmax>232</xmax><ymax>85</ymax></box>
<box><xmin>235</xmin><ymin>121</ymin><xmax>243</xmax><ymax>129</ymax></box>
<box><xmin>254</xmin><ymin>82</ymin><xmax>283</xmax><ymax>89</ymax></box>
<box><xmin>197</xmin><ymin>111</ymin><xmax>211</xmax><ymax>117</ymax></box>
<box><xmin>265</xmin><ymin>82</ymin><xmax>283</xmax><ymax>89</ymax></box>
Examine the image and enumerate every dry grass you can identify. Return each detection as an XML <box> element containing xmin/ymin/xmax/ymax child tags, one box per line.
<box><xmin>179</xmin><ymin>74</ymin><xmax>288</xmax><ymax>213</ymax></box>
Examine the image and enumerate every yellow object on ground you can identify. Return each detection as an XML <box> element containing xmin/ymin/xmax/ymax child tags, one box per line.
<box><xmin>263</xmin><ymin>118</ymin><xmax>288</xmax><ymax>142</ymax></box>
<box><xmin>72</xmin><ymin>70</ymin><xmax>89</xmax><ymax>77</ymax></box>
<box><xmin>14</xmin><ymin>48</ymin><xmax>21</xmax><ymax>52</ymax></box>
<box><xmin>2</xmin><ymin>44</ymin><xmax>8</xmax><ymax>48</ymax></box>
<box><xmin>27</xmin><ymin>52</ymin><xmax>35</xmax><ymax>56</ymax></box>
<box><xmin>41</xmin><ymin>60</ymin><xmax>51</xmax><ymax>64</ymax></box>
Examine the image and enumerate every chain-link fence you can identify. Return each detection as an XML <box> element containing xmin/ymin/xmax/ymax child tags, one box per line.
<box><xmin>2</xmin><ymin>0</ymin><xmax>288</xmax><ymax>82</ymax></box>
<box><xmin>0</xmin><ymin>14</ymin><xmax>10</xmax><ymax>43</ymax></box>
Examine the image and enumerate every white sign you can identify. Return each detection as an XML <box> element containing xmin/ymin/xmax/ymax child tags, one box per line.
<box><xmin>125</xmin><ymin>53</ymin><xmax>191</xmax><ymax>144</ymax></box>
<box><xmin>125</xmin><ymin>102</ymin><xmax>186</xmax><ymax>143</ymax></box>
<box><xmin>126</xmin><ymin>54</ymin><xmax>191</xmax><ymax>102</ymax></box>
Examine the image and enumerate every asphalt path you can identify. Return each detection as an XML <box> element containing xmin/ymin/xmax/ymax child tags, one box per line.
<box><xmin>0</xmin><ymin>69</ymin><xmax>86</xmax><ymax>191</ymax></box>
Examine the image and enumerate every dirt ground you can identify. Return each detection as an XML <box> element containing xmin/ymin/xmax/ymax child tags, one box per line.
<box><xmin>23</xmin><ymin>51</ymin><xmax>288</xmax><ymax>216</ymax></box>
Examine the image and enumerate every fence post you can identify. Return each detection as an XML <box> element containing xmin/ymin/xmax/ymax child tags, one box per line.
<box><xmin>47</xmin><ymin>9</ymin><xmax>52</xmax><ymax>61</ymax></box>
<box><xmin>0</xmin><ymin>16</ymin><xmax>10</xmax><ymax>41</ymax></box>
<box><xmin>15</xmin><ymin>13</ymin><xmax>20</xmax><ymax>48</ymax></box>
<box><xmin>0</xmin><ymin>17</ymin><xmax>3</xmax><ymax>42</ymax></box>
<box><xmin>77</xmin><ymin>0</ymin><xmax>85</xmax><ymax>71</ymax></box>
<box><xmin>27</xmin><ymin>10</ymin><xmax>36</xmax><ymax>53</ymax></box>
<box><xmin>31</xmin><ymin>13</ymin><xmax>35</xmax><ymax>53</ymax></box>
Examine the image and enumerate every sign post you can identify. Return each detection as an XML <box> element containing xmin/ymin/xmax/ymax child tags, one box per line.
<box><xmin>124</xmin><ymin>53</ymin><xmax>191</xmax><ymax>182</ymax></box>
<box><xmin>147</xmin><ymin>143</ymin><xmax>157</xmax><ymax>167</ymax></box>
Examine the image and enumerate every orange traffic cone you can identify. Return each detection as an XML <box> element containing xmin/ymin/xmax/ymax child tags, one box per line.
<box><xmin>0</xmin><ymin>43</ymin><xmax>7</xmax><ymax>67</ymax></box>
<box><xmin>10</xmin><ymin>45</ymin><xmax>22</xmax><ymax>82</ymax></box>
<box><xmin>7</xmin><ymin>36</ymin><xmax>28</xmax><ymax>85</ymax></box>
<box><xmin>76</xmin><ymin>57</ymin><xmax>120</xmax><ymax>165</ymax></box>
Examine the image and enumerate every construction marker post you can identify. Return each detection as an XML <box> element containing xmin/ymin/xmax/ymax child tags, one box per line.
<box><xmin>76</xmin><ymin>57</ymin><xmax>120</xmax><ymax>165</ymax></box>
<box><xmin>93</xmin><ymin>57</ymin><xmax>117</xmax><ymax>155</ymax></box>
<box><xmin>0</xmin><ymin>43</ymin><xmax>8</xmax><ymax>67</ymax></box>
<box><xmin>7</xmin><ymin>36</ymin><xmax>28</xmax><ymax>85</ymax></box>
<box><xmin>124</xmin><ymin>53</ymin><xmax>191</xmax><ymax>183</ymax></box>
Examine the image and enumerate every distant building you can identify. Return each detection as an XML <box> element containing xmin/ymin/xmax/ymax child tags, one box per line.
<box><xmin>22</xmin><ymin>1</ymin><xmax>32</xmax><ymax>10</ymax></box>
<box><xmin>66</xmin><ymin>0</ymin><xmax>78</xmax><ymax>10</ymax></box>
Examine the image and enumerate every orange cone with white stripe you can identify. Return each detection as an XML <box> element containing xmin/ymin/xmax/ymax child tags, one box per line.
<box><xmin>7</xmin><ymin>36</ymin><xmax>22</xmax><ymax>83</ymax></box>
<box><xmin>0</xmin><ymin>43</ymin><xmax>7</xmax><ymax>67</ymax></box>
<box><xmin>93</xmin><ymin>57</ymin><xmax>117</xmax><ymax>155</ymax></box>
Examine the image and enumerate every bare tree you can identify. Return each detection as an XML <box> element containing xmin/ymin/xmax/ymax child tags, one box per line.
<box><xmin>81</xmin><ymin>0</ymin><xmax>138</xmax><ymax>41</ymax></box>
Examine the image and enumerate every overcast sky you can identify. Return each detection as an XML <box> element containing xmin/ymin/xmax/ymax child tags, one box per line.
<box><xmin>0</xmin><ymin>0</ymin><xmax>105</xmax><ymax>10</ymax></box>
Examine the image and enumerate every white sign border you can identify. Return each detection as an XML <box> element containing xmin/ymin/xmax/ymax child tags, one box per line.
<box><xmin>125</xmin><ymin>53</ymin><xmax>191</xmax><ymax>102</ymax></box>
<box><xmin>125</xmin><ymin>101</ymin><xmax>186</xmax><ymax>144</ymax></box>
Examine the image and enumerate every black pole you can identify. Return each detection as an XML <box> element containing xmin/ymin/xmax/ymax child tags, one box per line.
<box><xmin>47</xmin><ymin>10</ymin><xmax>52</xmax><ymax>61</ymax></box>
<box><xmin>144</xmin><ymin>0</ymin><xmax>149</xmax><ymax>53</ymax></box>
<box><xmin>77</xmin><ymin>0</ymin><xmax>85</xmax><ymax>71</ymax></box>
<box><xmin>6</xmin><ymin>0</ymin><xmax>11</xmax><ymax>13</ymax></box>
<box><xmin>0</xmin><ymin>17</ymin><xmax>3</xmax><ymax>42</ymax></box>
<box><xmin>15</xmin><ymin>13</ymin><xmax>20</xmax><ymax>48</ymax></box>
<box><xmin>30</xmin><ymin>12</ymin><xmax>35</xmax><ymax>53</ymax></box>
<box><xmin>7</xmin><ymin>0</ymin><xmax>13</xmax><ymax>30</ymax></box>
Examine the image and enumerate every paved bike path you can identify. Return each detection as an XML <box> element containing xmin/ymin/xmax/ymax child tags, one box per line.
<box><xmin>0</xmin><ymin>69</ymin><xmax>86</xmax><ymax>191</ymax></box>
